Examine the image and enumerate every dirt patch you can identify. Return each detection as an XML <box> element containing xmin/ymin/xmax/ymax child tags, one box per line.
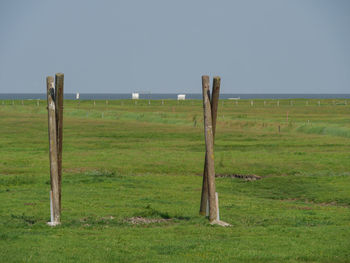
<box><xmin>125</xmin><ymin>217</ymin><xmax>172</xmax><ymax>225</ymax></box>
<box><xmin>101</xmin><ymin>216</ymin><xmax>115</xmax><ymax>220</ymax></box>
<box><xmin>215</xmin><ymin>174</ymin><xmax>262</xmax><ymax>181</ymax></box>
<box><xmin>288</xmin><ymin>205</ymin><xmax>313</xmax><ymax>210</ymax></box>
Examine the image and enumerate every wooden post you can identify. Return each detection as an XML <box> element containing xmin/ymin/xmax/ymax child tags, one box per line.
<box><xmin>200</xmin><ymin>76</ymin><xmax>220</xmax><ymax>215</ymax></box>
<box><xmin>201</xmin><ymin>75</ymin><xmax>217</xmax><ymax>222</ymax></box>
<box><xmin>55</xmin><ymin>73</ymin><xmax>64</xmax><ymax>214</ymax></box>
<box><xmin>46</xmin><ymin>76</ymin><xmax>60</xmax><ymax>226</ymax></box>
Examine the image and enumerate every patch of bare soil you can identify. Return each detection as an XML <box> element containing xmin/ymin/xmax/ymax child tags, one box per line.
<box><xmin>24</xmin><ymin>203</ymin><xmax>36</xmax><ymax>206</ymax></box>
<box><xmin>215</xmin><ymin>174</ymin><xmax>262</xmax><ymax>181</ymax></box>
<box><xmin>125</xmin><ymin>217</ymin><xmax>172</xmax><ymax>225</ymax></box>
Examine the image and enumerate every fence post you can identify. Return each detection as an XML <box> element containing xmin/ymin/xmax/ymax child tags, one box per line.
<box><xmin>200</xmin><ymin>76</ymin><xmax>220</xmax><ymax>215</ymax></box>
<box><xmin>46</xmin><ymin>76</ymin><xmax>60</xmax><ymax>226</ymax></box>
<box><xmin>201</xmin><ymin>75</ymin><xmax>217</xmax><ymax>222</ymax></box>
<box><xmin>55</xmin><ymin>73</ymin><xmax>64</xmax><ymax>214</ymax></box>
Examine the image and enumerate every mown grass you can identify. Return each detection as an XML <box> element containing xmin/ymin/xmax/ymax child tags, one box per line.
<box><xmin>0</xmin><ymin>98</ymin><xmax>350</xmax><ymax>262</ymax></box>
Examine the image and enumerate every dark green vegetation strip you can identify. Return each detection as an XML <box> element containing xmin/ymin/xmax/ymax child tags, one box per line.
<box><xmin>1</xmin><ymin>99</ymin><xmax>350</xmax><ymax>262</ymax></box>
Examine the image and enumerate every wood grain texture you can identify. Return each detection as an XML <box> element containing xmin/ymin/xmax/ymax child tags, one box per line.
<box><xmin>200</xmin><ymin>76</ymin><xmax>220</xmax><ymax>215</ymax></box>
<box><xmin>201</xmin><ymin>75</ymin><xmax>217</xmax><ymax>222</ymax></box>
<box><xmin>47</xmin><ymin>76</ymin><xmax>60</xmax><ymax>224</ymax></box>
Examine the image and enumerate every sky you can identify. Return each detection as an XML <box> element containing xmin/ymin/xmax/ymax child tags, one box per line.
<box><xmin>0</xmin><ymin>0</ymin><xmax>349</xmax><ymax>94</ymax></box>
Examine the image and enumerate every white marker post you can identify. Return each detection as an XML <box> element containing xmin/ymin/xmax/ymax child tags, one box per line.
<box><xmin>216</xmin><ymin>192</ymin><xmax>220</xmax><ymax>221</ymax></box>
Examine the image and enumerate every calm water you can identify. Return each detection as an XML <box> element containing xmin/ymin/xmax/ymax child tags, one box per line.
<box><xmin>1</xmin><ymin>93</ymin><xmax>350</xmax><ymax>100</ymax></box>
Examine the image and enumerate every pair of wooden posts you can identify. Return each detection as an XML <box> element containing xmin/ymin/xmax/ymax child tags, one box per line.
<box><xmin>199</xmin><ymin>76</ymin><xmax>230</xmax><ymax>226</ymax></box>
<box><xmin>46</xmin><ymin>73</ymin><xmax>64</xmax><ymax>226</ymax></box>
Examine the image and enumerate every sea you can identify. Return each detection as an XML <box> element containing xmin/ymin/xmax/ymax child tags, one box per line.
<box><xmin>1</xmin><ymin>93</ymin><xmax>350</xmax><ymax>100</ymax></box>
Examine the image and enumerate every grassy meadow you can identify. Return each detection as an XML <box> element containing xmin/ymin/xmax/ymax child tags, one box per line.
<box><xmin>0</xmin><ymin>98</ymin><xmax>350</xmax><ymax>262</ymax></box>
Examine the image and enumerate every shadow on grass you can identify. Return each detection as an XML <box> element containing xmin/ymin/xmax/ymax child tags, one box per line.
<box><xmin>135</xmin><ymin>205</ymin><xmax>191</xmax><ymax>221</ymax></box>
<box><xmin>63</xmin><ymin>170</ymin><xmax>126</xmax><ymax>184</ymax></box>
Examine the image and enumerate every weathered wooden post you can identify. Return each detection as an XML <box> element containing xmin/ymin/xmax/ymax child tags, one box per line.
<box><xmin>46</xmin><ymin>76</ymin><xmax>60</xmax><ymax>226</ymax></box>
<box><xmin>55</xmin><ymin>73</ymin><xmax>64</xmax><ymax>214</ymax></box>
<box><xmin>200</xmin><ymin>76</ymin><xmax>230</xmax><ymax>226</ymax></box>
<box><xmin>201</xmin><ymin>75</ymin><xmax>217</xmax><ymax>223</ymax></box>
<box><xmin>200</xmin><ymin>76</ymin><xmax>220</xmax><ymax>216</ymax></box>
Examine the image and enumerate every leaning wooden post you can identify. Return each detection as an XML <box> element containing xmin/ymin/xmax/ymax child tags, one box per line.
<box><xmin>201</xmin><ymin>75</ymin><xmax>217</xmax><ymax>222</ymax></box>
<box><xmin>46</xmin><ymin>76</ymin><xmax>60</xmax><ymax>226</ymax></box>
<box><xmin>200</xmin><ymin>76</ymin><xmax>220</xmax><ymax>215</ymax></box>
<box><xmin>55</xmin><ymin>73</ymin><xmax>64</xmax><ymax>214</ymax></box>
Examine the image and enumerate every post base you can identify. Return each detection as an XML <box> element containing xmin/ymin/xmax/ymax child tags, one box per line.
<box><xmin>209</xmin><ymin>219</ymin><xmax>231</xmax><ymax>227</ymax></box>
<box><xmin>47</xmin><ymin>221</ymin><xmax>60</xmax><ymax>227</ymax></box>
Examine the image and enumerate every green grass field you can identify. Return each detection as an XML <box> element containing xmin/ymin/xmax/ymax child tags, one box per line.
<box><xmin>1</xmin><ymin>98</ymin><xmax>350</xmax><ymax>262</ymax></box>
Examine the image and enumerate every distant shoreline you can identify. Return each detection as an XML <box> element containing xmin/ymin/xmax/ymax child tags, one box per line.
<box><xmin>1</xmin><ymin>93</ymin><xmax>350</xmax><ymax>100</ymax></box>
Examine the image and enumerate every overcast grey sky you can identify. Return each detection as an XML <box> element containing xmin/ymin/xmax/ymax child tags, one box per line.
<box><xmin>0</xmin><ymin>0</ymin><xmax>349</xmax><ymax>93</ymax></box>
